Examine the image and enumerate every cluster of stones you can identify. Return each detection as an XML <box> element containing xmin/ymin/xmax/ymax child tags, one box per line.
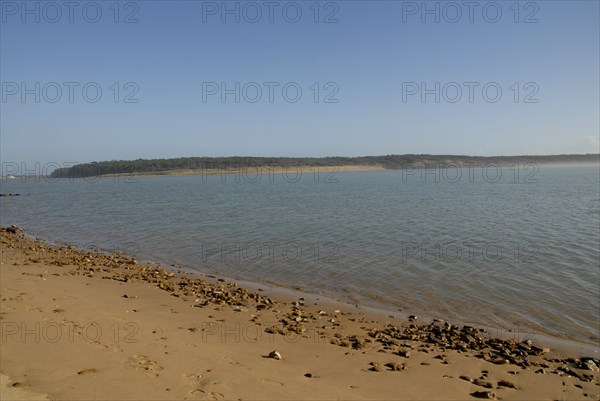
<box><xmin>366</xmin><ymin>322</ymin><xmax>599</xmax><ymax>383</ymax></box>
<box><xmin>265</xmin><ymin>301</ymin><xmax>322</xmax><ymax>336</ymax></box>
<box><xmin>1</xmin><ymin>228</ymin><xmax>276</xmax><ymax>312</ymax></box>
<box><xmin>330</xmin><ymin>333</ymin><xmax>372</xmax><ymax>350</ymax></box>
<box><xmin>277</xmin><ymin>300</ymin><xmax>309</xmax><ymax>335</ymax></box>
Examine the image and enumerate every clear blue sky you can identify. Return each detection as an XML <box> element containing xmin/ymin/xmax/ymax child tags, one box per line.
<box><xmin>1</xmin><ymin>0</ymin><xmax>599</xmax><ymax>167</ymax></box>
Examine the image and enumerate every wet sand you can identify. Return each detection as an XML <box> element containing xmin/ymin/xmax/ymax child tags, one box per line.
<box><xmin>1</xmin><ymin>227</ymin><xmax>599</xmax><ymax>400</ymax></box>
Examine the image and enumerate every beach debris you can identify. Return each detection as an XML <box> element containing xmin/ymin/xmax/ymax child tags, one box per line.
<box><xmin>268</xmin><ymin>350</ymin><xmax>282</xmax><ymax>360</ymax></box>
<box><xmin>470</xmin><ymin>390</ymin><xmax>500</xmax><ymax>400</ymax></box>
<box><xmin>11</xmin><ymin>382</ymin><xmax>23</xmax><ymax>387</ymax></box>
<box><xmin>304</xmin><ymin>373</ymin><xmax>318</xmax><ymax>378</ymax></box>
<box><xmin>408</xmin><ymin>315</ymin><xmax>417</xmax><ymax>321</ymax></box>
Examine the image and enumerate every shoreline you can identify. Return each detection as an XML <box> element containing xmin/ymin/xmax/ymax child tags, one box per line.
<box><xmin>212</xmin><ymin>276</ymin><xmax>600</xmax><ymax>357</ymax></box>
<box><xmin>2</xmin><ymin>161</ymin><xmax>598</xmax><ymax>182</ymax></box>
<box><xmin>19</xmin><ymin>227</ymin><xmax>599</xmax><ymax>352</ymax></box>
<box><xmin>1</xmin><ymin>227</ymin><xmax>599</xmax><ymax>400</ymax></box>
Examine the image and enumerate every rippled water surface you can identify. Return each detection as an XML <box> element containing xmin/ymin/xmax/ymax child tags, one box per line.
<box><xmin>1</xmin><ymin>165</ymin><xmax>599</xmax><ymax>344</ymax></box>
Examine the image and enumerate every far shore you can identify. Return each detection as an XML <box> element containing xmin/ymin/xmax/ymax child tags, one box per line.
<box><xmin>102</xmin><ymin>161</ymin><xmax>600</xmax><ymax>179</ymax></box>
<box><xmin>103</xmin><ymin>164</ymin><xmax>386</xmax><ymax>179</ymax></box>
<box><xmin>2</xmin><ymin>161</ymin><xmax>599</xmax><ymax>181</ymax></box>
<box><xmin>1</xmin><ymin>227</ymin><xmax>599</xmax><ymax>400</ymax></box>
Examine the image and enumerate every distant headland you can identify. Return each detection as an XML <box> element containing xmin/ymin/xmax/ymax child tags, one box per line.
<box><xmin>49</xmin><ymin>154</ymin><xmax>599</xmax><ymax>179</ymax></box>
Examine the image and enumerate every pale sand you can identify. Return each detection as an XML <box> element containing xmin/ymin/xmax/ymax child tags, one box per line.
<box><xmin>1</xmin><ymin>229</ymin><xmax>598</xmax><ymax>400</ymax></box>
<box><xmin>1</xmin><ymin>374</ymin><xmax>48</xmax><ymax>401</ymax></box>
<box><xmin>102</xmin><ymin>165</ymin><xmax>385</xmax><ymax>179</ymax></box>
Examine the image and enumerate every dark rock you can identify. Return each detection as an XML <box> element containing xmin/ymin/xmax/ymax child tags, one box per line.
<box><xmin>497</xmin><ymin>380</ymin><xmax>518</xmax><ymax>389</ymax></box>
<box><xmin>369</xmin><ymin>362</ymin><xmax>383</xmax><ymax>372</ymax></box>
<box><xmin>398</xmin><ymin>349</ymin><xmax>411</xmax><ymax>358</ymax></box>
<box><xmin>473</xmin><ymin>379</ymin><xmax>493</xmax><ymax>388</ymax></box>
<box><xmin>384</xmin><ymin>362</ymin><xmax>405</xmax><ymax>371</ymax></box>
<box><xmin>470</xmin><ymin>390</ymin><xmax>499</xmax><ymax>400</ymax></box>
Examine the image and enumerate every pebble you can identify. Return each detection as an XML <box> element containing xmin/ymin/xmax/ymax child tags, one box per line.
<box><xmin>369</xmin><ymin>362</ymin><xmax>383</xmax><ymax>372</ymax></box>
<box><xmin>497</xmin><ymin>380</ymin><xmax>518</xmax><ymax>389</ymax></box>
<box><xmin>268</xmin><ymin>351</ymin><xmax>282</xmax><ymax>360</ymax></box>
<box><xmin>398</xmin><ymin>349</ymin><xmax>411</xmax><ymax>358</ymax></box>
<box><xmin>472</xmin><ymin>379</ymin><xmax>493</xmax><ymax>389</ymax></box>
<box><xmin>384</xmin><ymin>362</ymin><xmax>405</xmax><ymax>371</ymax></box>
<box><xmin>584</xmin><ymin>360</ymin><xmax>599</xmax><ymax>372</ymax></box>
<box><xmin>470</xmin><ymin>390</ymin><xmax>499</xmax><ymax>400</ymax></box>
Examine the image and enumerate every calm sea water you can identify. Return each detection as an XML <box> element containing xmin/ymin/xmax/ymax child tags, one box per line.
<box><xmin>1</xmin><ymin>165</ymin><xmax>599</xmax><ymax>344</ymax></box>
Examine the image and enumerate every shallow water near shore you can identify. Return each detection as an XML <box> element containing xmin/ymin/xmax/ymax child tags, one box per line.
<box><xmin>1</xmin><ymin>165</ymin><xmax>599</xmax><ymax>346</ymax></box>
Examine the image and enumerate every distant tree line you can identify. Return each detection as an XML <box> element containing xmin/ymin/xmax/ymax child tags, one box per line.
<box><xmin>49</xmin><ymin>154</ymin><xmax>600</xmax><ymax>178</ymax></box>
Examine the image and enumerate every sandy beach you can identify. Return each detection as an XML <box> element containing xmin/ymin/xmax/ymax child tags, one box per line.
<box><xmin>1</xmin><ymin>227</ymin><xmax>598</xmax><ymax>400</ymax></box>
<box><xmin>99</xmin><ymin>165</ymin><xmax>385</xmax><ymax>179</ymax></box>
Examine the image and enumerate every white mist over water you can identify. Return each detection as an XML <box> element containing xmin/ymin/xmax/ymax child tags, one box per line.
<box><xmin>1</xmin><ymin>165</ymin><xmax>599</xmax><ymax>344</ymax></box>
